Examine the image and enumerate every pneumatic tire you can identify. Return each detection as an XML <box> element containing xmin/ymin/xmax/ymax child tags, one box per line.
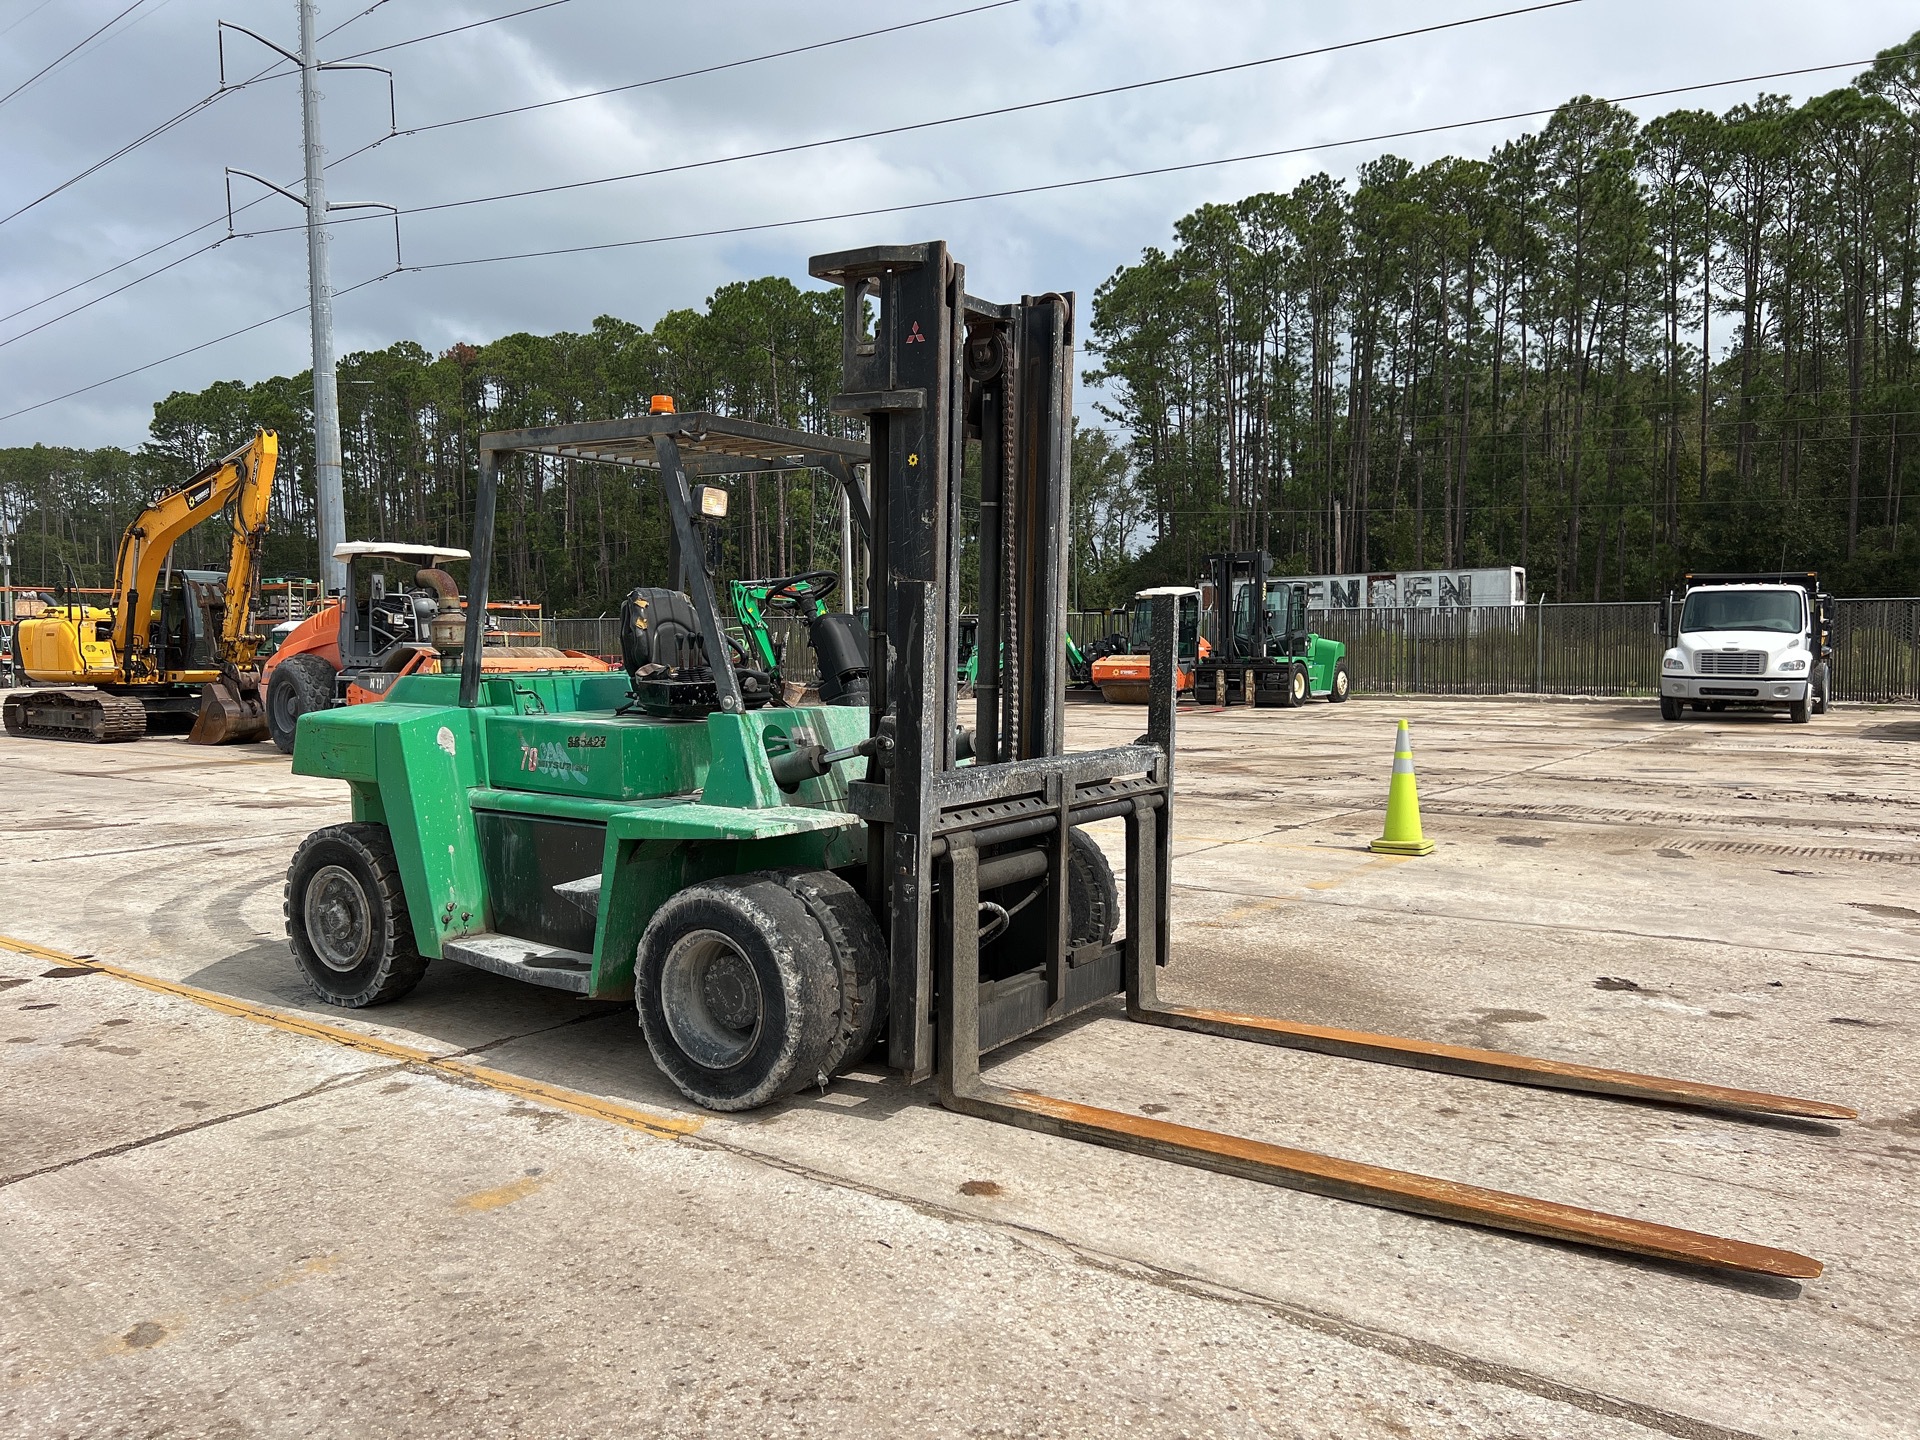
<box><xmin>268</xmin><ymin>654</ymin><xmax>337</xmax><ymax>754</ymax></box>
<box><xmin>285</xmin><ymin>823</ymin><xmax>428</xmax><ymax>1007</ymax></box>
<box><xmin>1328</xmin><ymin>661</ymin><xmax>1352</xmax><ymax>702</ymax></box>
<box><xmin>635</xmin><ymin>874</ymin><xmax>840</xmax><ymax>1111</ymax></box>
<box><xmin>772</xmin><ymin>868</ymin><xmax>888</xmax><ymax>1075</ymax></box>
<box><xmin>1659</xmin><ymin>695</ymin><xmax>1683</xmax><ymax>721</ymax></box>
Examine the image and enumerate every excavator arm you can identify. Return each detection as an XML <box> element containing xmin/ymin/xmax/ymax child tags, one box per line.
<box><xmin>110</xmin><ymin>430</ymin><xmax>278</xmax><ymax>683</ymax></box>
<box><xmin>209</xmin><ymin>432</ymin><xmax>278</xmax><ymax>671</ymax></box>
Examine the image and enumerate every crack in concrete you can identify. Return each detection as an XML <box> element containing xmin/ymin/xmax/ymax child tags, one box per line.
<box><xmin>0</xmin><ymin>1069</ymin><xmax>385</xmax><ymax>1191</ymax></box>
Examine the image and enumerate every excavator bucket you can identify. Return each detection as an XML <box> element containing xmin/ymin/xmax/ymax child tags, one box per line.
<box><xmin>189</xmin><ymin>671</ymin><xmax>269</xmax><ymax>745</ymax></box>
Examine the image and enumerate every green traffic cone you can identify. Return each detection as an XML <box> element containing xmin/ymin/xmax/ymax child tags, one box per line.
<box><xmin>1370</xmin><ymin>719</ymin><xmax>1436</xmax><ymax>856</ymax></box>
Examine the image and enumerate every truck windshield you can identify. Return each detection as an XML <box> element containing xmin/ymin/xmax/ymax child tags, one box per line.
<box><xmin>1680</xmin><ymin>589</ymin><xmax>1803</xmax><ymax>634</ymax></box>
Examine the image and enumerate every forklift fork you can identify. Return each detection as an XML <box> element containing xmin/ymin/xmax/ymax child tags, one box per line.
<box><xmin>935</xmin><ymin>598</ymin><xmax>1850</xmax><ymax>1282</ymax></box>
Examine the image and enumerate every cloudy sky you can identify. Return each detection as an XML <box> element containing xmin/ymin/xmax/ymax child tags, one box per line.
<box><xmin>0</xmin><ymin>0</ymin><xmax>1911</xmax><ymax>450</ymax></box>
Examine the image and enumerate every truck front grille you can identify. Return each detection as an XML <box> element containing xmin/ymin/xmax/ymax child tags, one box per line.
<box><xmin>1697</xmin><ymin>650</ymin><xmax>1766</xmax><ymax>676</ymax></box>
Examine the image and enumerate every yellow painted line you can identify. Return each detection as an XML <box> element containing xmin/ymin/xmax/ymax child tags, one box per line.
<box><xmin>0</xmin><ymin>933</ymin><xmax>702</xmax><ymax>1141</ymax></box>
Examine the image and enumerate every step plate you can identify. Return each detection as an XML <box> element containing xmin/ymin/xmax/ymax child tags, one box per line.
<box><xmin>443</xmin><ymin>933</ymin><xmax>593</xmax><ymax>993</ymax></box>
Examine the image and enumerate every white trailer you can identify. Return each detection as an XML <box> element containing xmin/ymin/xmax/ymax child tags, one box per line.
<box><xmin>1276</xmin><ymin>567</ymin><xmax>1527</xmax><ymax>610</ymax></box>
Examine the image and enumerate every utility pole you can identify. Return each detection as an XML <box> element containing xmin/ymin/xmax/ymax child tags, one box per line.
<box><xmin>299</xmin><ymin>0</ymin><xmax>345</xmax><ymax>598</ymax></box>
<box><xmin>218</xmin><ymin>7</ymin><xmax>397</xmax><ymax>600</ymax></box>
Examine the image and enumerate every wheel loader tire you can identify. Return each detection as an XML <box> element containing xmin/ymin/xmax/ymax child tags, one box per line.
<box><xmin>1067</xmin><ymin>828</ymin><xmax>1119</xmax><ymax>947</ymax></box>
<box><xmin>635</xmin><ymin>874</ymin><xmax>840</xmax><ymax>1111</ymax></box>
<box><xmin>285</xmin><ymin>823</ymin><xmax>428</xmax><ymax>1007</ymax></box>
<box><xmin>774</xmin><ymin>868</ymin><xmax>887</xmax><ymax>1075</ymax></box>
<box><xmin>268</xmin><ymin>654</ymin><xmax>337</xmax><ymax>754</ymax></box>
<box><xmin>1328</xmin><ymin>661</ymin><xmax>1352</xmax><ymax>702</ymax></box>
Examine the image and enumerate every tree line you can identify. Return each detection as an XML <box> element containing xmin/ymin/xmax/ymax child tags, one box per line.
<box><xmin>1087</xmin><ymin>31</ymin><xmax>1920</xmax><ymax>600</ymax></box>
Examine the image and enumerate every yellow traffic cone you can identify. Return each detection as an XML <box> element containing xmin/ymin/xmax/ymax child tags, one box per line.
<box><xmin>1370</xmin><ymin>719</ymin><xmax>1436</xmax><ymax>856</ymax></box>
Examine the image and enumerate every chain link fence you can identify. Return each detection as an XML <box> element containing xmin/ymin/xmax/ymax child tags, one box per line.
<box><xmin>543</xmin><ymin>599</ymin><xmax>1920</xmax><ymax>704</ymax></box>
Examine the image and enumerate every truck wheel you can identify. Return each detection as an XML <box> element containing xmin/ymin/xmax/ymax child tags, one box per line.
<box><xmin>1789</xmin><ymin>689</ymin><xmax>1812</xmax><ymax>724</ymax></box>
<box><xmin>1068</xmin><ymin>828</ymin><xmax>1119</xmax><ymax>946</ymax></box>
<box><xmin>1812</xmin><ymin>665</ymin><xmax>1831</xmax><ymax>715</ymax></box>
<box><xmin>1328</xmin><ymin>661</ymin><xmax>1352</xmax><ymax>702</ymax></box>
<box><xmin>1286</xmin><ymin>662</ymin><xmax>1310</xmax><ymax>708</ymax></box>
<box><xmin>1659</xmin><ymin>695</ymin><xmax>1682</xmax><ymax>721</ymax></box>
<box><xmin>636</xmin><ymin>875</ymin><xmax>840</xmax><ymax>1111</ymax></box>
<box><xmin>773</xmin><ymin>869</ymin><xmax>887</xmax><ymax>1075</ymax></box>
<box><xmin>268</xmin><ymin>654</ymin><xmax>337</xmax><ymax>754</ymax></box>
<box><xmin>285</xmin><ymin>823</ymin><xmax>427</xmax><ymax>1007</ymax></box>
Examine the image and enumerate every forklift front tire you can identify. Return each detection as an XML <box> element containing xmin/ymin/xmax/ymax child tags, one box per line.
<box><xmin>1067</xmin><ymin>829</ymin><xmax>1119</xmax><ymax>947</ymax></box>
<box><xmin>1328</xmin><ymin>661</ymin><xmax>1352</xmax><ymax>703</ymax></box>
<box><xmin>774</xmin><ymin>868</ymin><xmax>887</xmax><ymax>1076</ymax></box>
<box><xmin>636</xmin><ymin>875</ymin><xmax>841</xmax><ymax>1111</ymax></box>
<box><xmin>285</xmin><ymin>823</ymin><xmax>428</xmax><ymax>1007</ymax></box>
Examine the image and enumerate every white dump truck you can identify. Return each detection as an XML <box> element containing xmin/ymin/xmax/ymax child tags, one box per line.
<box><xmin>1658</xmin><ymin>571</ymin><xmax>1833</xmax><ymax>723</ymax></box>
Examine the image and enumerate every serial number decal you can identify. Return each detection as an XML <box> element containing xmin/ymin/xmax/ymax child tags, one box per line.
<box><xmin>565</xmin><ymin>734</ymin><xmax>606</xmax><ymax>749</ymax></box>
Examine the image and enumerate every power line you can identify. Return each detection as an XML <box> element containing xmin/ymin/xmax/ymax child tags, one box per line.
<box><xmin>0</xmin><ymin>51</ymin><xmax>1878</xmax><ymax>421</ymax></box>
<box><xmin>0</xmin><ymin>269</ymin><xmax>398</xmax><ymax>425</ymax></box>
<box><xmin>0</xmin><ymin>0</ymin><xmax>149</xmax><ymax>111</ymax></box>
<box><xmin>0</xmin><ymin>0</ymin><xmax>552</xmax><ymax>231</ymax></box>
<box><xmin>396</xmin><ymin>58</ymin><xmax>1879</xmax><ymax>275</ymax></box>
<box><xmin>0</xmin><ymin>1</ymin><xmax>1022</xmax><ymax>328</ymax></box>
<box><xmin>338</xmin><ymin>0</ymin><xmax>1021</xmax><ymax>161</ymax></box>
<box><xmin>275</xmin><ymin>0</ymin><xmax>1590</xmax><ymax>236</ymax></box>
<box><xmin>329</xmin><ymin>0</ymin><xmax>571</xmax><ymax>61</ymax></box>
<box><xmin>0</xmin><ymin>238</ymin><xmax>230</xmax><ymax>350</ymax></box>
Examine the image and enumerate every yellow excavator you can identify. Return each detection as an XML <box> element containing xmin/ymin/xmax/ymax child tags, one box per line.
<box><xmin>5</xmin><ymin>430</ymin><xmax>279</xmax><ymax>744</ymax></box>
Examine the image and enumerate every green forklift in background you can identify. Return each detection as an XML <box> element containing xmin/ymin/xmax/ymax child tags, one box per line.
<box><xmin>278</xmin><ymin>239</ymin><xmax>1849</xmax><ymax>1280</ymax></box>
<box><xmin>1194</xmin><ymin>550</ymin><xmax>1352</xmax><ymax>707</ymax></box>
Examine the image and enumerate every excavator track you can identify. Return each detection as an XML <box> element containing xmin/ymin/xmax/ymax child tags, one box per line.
<box><xmin>2</xmin><ymin>689</ymin><xmax>147</xmax><ymax>743</ymax></box>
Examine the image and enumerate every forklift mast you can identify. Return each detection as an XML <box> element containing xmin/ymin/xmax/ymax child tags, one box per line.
<box><xmin>809</xmin><ymin>242</ymin><xmax>1170</xmax><ymax>1084</ymax></box>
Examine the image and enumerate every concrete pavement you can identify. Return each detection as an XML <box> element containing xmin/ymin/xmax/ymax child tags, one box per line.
<box><xmin>2</xmin><ymin>694</ymin><xmax>1915</xmax><ymax>1438</ymax></box>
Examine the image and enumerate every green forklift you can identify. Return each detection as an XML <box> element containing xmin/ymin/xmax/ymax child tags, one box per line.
<box><xmin>280</xmin><ymin>240</ymin><xmax>1847</xmax><ymax>1278</ymax></box>
<box><xmin>1194</xmin><ymin>550</ymin><xmax>1352</xmax><ymax>707</ymax></box>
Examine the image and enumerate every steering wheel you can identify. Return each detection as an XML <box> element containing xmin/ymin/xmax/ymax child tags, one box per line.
<box><xmin>724</xmin><ymin>632</ymin><xmax>751</xmax><ymax>666</ymax></box>
<box><xmin>763</xmin><ymin>570</ymin><xmax>839</xmax><ymax>607</ymax></box>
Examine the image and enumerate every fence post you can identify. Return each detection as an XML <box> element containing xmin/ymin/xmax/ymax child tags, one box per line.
<box><xmin>1534</xmin><ymin>600</ymin><xmax>1544</xmax><ymax>694</ymax></box>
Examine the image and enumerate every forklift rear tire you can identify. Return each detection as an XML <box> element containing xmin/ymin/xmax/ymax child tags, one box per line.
<box><xmin>1328</xmin><ymin>661</ymin><xmax>1352</xmax><ymax>703</ymax></box>
<box><xmin>1286</xmin><ymin>662</ymin><xmax>1310</xmax><ymax>708</ymax></box>
<box><xmin>268</xmin><ymin>654</ymin><xmax>337</xmax><ymax>754</ymax></box>
<box><xmin>774</xmin><ymin>868</ymin><xmax>887</xmax><ymax>1075</ymax></box>
<box><xmin>285</xmin><ymin>823</ymin><xmax>428</xmax><ymax>1007</ymax></box>
<box><xmin>636</xmin><ymin>875</ymin><xmax>841</xmax><ymax>1111</ymax></box>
